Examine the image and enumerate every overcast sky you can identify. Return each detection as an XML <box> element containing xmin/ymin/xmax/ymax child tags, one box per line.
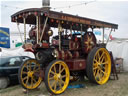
<box><xmin>0</xmin><ymin>0</ymin><xmax>128</xmax><ymax>38</ymax></box>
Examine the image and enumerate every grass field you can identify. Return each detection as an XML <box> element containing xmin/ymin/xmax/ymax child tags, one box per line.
<box><xmin>0</xmin><ymin>73</ymin><xmax>128</xmax><ymax>96</ymax></box>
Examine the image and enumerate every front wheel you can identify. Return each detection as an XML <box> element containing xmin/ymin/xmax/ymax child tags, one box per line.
<box><xmin>18</xmin><ymin>59</ymin><xmax>42</xmax><ymax>90</ymax></box>
<box><xmin>44</xmin><ymin>60</ymin><xmax>70</xmax><ymax>95</ymax></box>
<box><xmin>86</xmin><ymin>47</ymin><xmax>111</xmax><ymax>85</ymax></box>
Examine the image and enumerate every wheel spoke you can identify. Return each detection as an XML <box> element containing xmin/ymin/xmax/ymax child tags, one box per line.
<box><xmin>102</xmin><ymin>66</ymin><xmax>106</xmax><ymax>70</ymax></box>
<box><xmin>86</xmin><ymin>47</ymin><xmax>89</xmax><ymax>51</ymax></box>
<box><xmin>50</xmin><ymin>70</ymin><xmax>56</xmax><ymax>75</ymax></box>
<box><xmin>33</xmin><ymin>77</ymin><xmax>37</xmax><ymax>83</ymax></box>
<box><xmin>61</xmin><ymin>75</ymin><xmax>66</xmax><ymax>78</ymax></box>
<box><xmin>100</xmin><ymin>52</ymin><xmax>104</xmax><ymax>60</ymax></box>
<box><xmin>34</xmin><ymin>67</ymin><xmax>40</xmax><ymax>72</ymax></box>
<box><xmin>49</xmin><ymin>76</ymin><xmax>54</xmax><ymax>80</ymax></box>
<box><xmin>29</xmin><ymin>63</ymin><xmax>32</xmax><ymax>71</ymax></box>
<box><xmin>22</xmin><ymin>76</ymin><xmax>28</xmax><ymax>81</ymax></box>
<box><xmin>59</xmin><ymin>80</ymin><xmax>62</xmax><ymax>89</ymax></box>
<box><xmin>93</xmin><ymin>66</ymin><xmax>98</xmax><ymax>70</ymax></box>
<box><xmin>31</xmin><ymin>77</ymin><xmax>34</xmax><ymax>87</ymax></box>
<box><xmin>97</xmin><ymin>70</ymin><xmax>102</xmax><ymax>81</ymax></box>
<box><xmin>89</xmin><ymin>37</ymin><xmax>92</xmax><ymax>42</ymax></box>
<box><xmin>89</xmin><ymin>45</ymin><xmax>92</xmax><ymax>50</ymax></box>
<box><xmin>51</xmin><ymin>81</ymin><xmax>56</xmax><ymax>88</ymax></box>
<box><xmin>26</xmin><ymin>66</ymin><xmax>31</xmax><ymax>71</ymax></box>
<box><xmin>54</xmin><ymin>82</ymin><xmax>57</xmax><ymax>91</ymax></box>
<box><xmin>101</xmin><ymin>69</ymin><xmax>107</xmax><ymax>77</ymax></box>
<box><xmin>22</xmin><ymin>71</ymin><xmax>28</xmax><ymax>74</ymax></box>
<box><xmin>102</xmin><ymin>61</ymin><xmax>108</xmax><ymax>65</ymax></box>
<box><xmin>94</xmin><ymin>59</ymin><xmax>98</xmax><ymax>64</ymax></box>
<box><xmin>100</xmin><ymin>56</ymin><xmax>105</xmax><ymax>63</ymax></box>
<box><xmin>60</xmin><ymin>79</ymin><xmax>65</xmax><ymax>84</ymax></box>
<box><xmin>54</xmin><ymin>65</ymin><xmax>56</xmax><ymax>73</ymax></box>
<box><xmin>25</xmin><ymin>76</ymin><xmax>29</xmax><ymax>85</ymax></box>
<box><xmin>33</xmin><ymin>64</ymin><xmax>37</xmax><ymax>71</ymax></box>
<box><xmin>85</xmin><ymin>41</ymin><xmax>88</xmax><ymax>44</ymax></box>
<box><xmin>96</xmin><ymin>52</ymin><xmax>100</xmax><ymax>62</ymax></box>
<box><xmin>100</xmin><ymin>69</ymin><xmax>105</xmax><ymax>74</ymax></box>
<box><xmin>87</xmin><ymin>35</ymin><xmax>90</xmax><ymax>41</ymax></box>
<box><xmin>60</xmin><ymin>67</ymin><xmax>65</xmax><ymax>74</ymax></box>
<box><xmin>96</xmin><ymin>69</ymin><xmax>100</xmax><ymax>77</ymax></box>
<box><xmin>99</xmin><ymin>70</ymin><xmax>103</xmax><ymax>80</ymax></box>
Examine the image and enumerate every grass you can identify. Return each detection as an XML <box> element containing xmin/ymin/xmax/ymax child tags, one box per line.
<box><xmin>0</xmin><ymin>85</ymin><xmax>20</xmax><ymax>94</ymax></box>
<box><xmin>1</xmin><ymin>73</ymin><xmax>128</xmax><ymax>96</ymax></box>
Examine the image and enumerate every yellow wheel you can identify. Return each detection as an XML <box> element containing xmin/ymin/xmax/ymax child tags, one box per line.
<box><xmin>18</xmin><ymin>59</ymin><xmax>42</xmax><ymax>89</ymax></box>
<box><xmin>86</xmin><ymin>47</ymin><xmax>111</xmax><ymax>85</ymax></box>
<box><xmin>44</xmin><ymin>60</ymin><xmax>70</xmax><ymax>95</ymax></box>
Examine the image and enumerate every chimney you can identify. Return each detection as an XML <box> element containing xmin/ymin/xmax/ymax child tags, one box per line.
<box><xmin>42</xmin><ymin>0</ymin><xmax>51</xmax><ymax>10</ymax></box>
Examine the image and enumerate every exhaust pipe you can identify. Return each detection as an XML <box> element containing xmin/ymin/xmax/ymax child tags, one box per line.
<box><xmin>42</xmin><ymin>0</ymin><xmax>51</xmax><ymax>10</ymax></box>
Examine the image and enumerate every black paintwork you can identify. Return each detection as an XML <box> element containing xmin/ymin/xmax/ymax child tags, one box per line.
<box><xmin>0</xmin><ymin>56</ymin><xmax>31</xmax><ymax>78</ymax></box>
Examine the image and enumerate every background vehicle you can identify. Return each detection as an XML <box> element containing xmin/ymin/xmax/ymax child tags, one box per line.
<box><xmin>0</xmin><ymin>56</ymin><xmax>31</xmax><ymax>89</ymax></box>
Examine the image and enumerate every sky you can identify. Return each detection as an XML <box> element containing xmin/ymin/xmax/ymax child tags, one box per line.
<box><xmin>0</xmin><ymin>0</ymin><xmax>128</xmax><ymax>38</ymax></box>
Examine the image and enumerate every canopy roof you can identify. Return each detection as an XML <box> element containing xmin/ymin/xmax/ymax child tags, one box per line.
<box><xmin>11</xmin><ymin>8</ymin><xmax>118</xmax><ymax>30</ymax></box>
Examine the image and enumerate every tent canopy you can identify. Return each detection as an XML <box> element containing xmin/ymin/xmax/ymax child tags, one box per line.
<box><xmin>107</xmin><ymin>40</ymin><xmax>128</xmax><ymax>71</ymax></box>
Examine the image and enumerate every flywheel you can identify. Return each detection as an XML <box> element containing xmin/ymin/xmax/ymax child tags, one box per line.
<box><xmin>82</xmin><ymin>32</ymin><xmax>96</xmax><ymax>53</ymax></box>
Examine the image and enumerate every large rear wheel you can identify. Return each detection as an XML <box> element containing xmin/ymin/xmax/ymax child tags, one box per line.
<box><xmin>18</xmin><ymin>59</ymin><xmax>42</xmax><ymax>90</ymax></box>
<box><xmin>44</xmin><ymin>60</ymin><xmax>70</xmax><ymax>95</ymax></box>
<box><xmin>86</xmin><ymin>47</ymin><xmax>111</xmax><ymax>85</ymax></box>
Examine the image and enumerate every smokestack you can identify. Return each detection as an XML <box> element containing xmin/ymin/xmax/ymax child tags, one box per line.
<box><xmin>42</xmin><ymin>0</ymin><xmax>50</xmax><ymax>10</ymax></box>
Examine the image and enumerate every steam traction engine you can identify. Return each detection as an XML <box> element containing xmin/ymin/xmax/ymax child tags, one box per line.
<box><xmin>11</xmin><ymin>8</ymin><xmax>118</xmax><ymax>95</ymax></box>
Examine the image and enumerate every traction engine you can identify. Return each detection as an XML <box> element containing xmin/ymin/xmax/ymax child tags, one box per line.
<box><xmin>11</xmin><ymin>8</ymin><xmax>118</xmax><ymax>95</ymax></box>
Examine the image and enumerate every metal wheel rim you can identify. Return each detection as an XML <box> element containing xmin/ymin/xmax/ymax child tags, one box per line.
<box><xmin>93</xmin><ymin>48</ymin><xmax>111</xmax><ymax>84</ymax></box>
<box><xmin>48</xmin><ymin>61</ymin><xmax>70</xmax><ymax>94</ymax></box>
<box><xmin>21</xmin><ymin>59</ymin><xmax>42</xmax><ymax>89</ymax></box>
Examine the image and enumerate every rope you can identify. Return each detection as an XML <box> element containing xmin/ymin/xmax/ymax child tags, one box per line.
<box><xmin>52</xmin><ymin>0</ymin><xmax>96</xmax><ymax>10</ymax></box>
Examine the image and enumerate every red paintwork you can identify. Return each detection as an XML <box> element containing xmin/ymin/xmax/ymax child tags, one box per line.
<box><xmin>25</xmin><ymin>49</ymin><xmax>34</xmax><ymax>53</ymax></box>
<box><xmin>42</xmin><ymin>43</ymin><xmax>49</xmax><ymax>48</ymax></box>
<box><xmin>65</xmin><ymin>59</ymin><xmax>86</xmax><ymax>71</ymax></box>
<box><xmin>69</xmin><ymin>41</ymin><xmax>80</xmax><ymax>51</ymax></box>
<box><xmin>73</xmin><ymin>51</ymin><xmax>79</xmax><ymax>59</ymax></box>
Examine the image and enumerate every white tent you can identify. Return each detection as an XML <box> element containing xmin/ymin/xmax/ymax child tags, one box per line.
<box><xmin>95</xmin><ymin>35</ymin><xmax>107</xmax><ymax>43</ymax></box>
<box><xmin>107</xmin><ymin>39</ymin><xmax>128</xmax><ymax>72</ymax></box>
<box><xmin>0</xmin><ymin>47</ymin><xmax>35</xmax><ymax>58</ymax></box>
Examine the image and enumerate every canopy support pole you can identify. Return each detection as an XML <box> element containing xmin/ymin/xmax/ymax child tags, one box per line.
<box><xmin>106</xmin><ymin>28</ymin><xmax>113</xmax><ymax>45</ymax></box>
<box><xmin>102</xmin><ymin>27</ymin><xmax>105</xmax><ymax>43</ymax></box>
<box><xmin>40</xmin><ymin>16</ymin><xmax>48</xmax><ymax>42</ymax></box>
<box><xmin>38</xmin><ymin>16</ymin><xmax>41</xmax><ymax>43</ymax></box>
<box><xmin>81</xmin><ymin>24</ymin><xmax>83</xmax><ymax>41</ymax></box>
<box><xmin>58</xmin><ymin>22</ymin><xmax>62</xmax><ymax>51</ymax></box>
<box><xmin>23</xmin><ymin>17</ymin><xmax>26</xmax><ymax>43</ymax></box>
<box><xmin>36</xmin><ymin>16</ymin><xmax>39</xmax><ymax>44</ymax></box>
<box><xmin>70</xmin><ymin>25</ymin><xmax>72</xmax><ymax>38</ymax></box>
